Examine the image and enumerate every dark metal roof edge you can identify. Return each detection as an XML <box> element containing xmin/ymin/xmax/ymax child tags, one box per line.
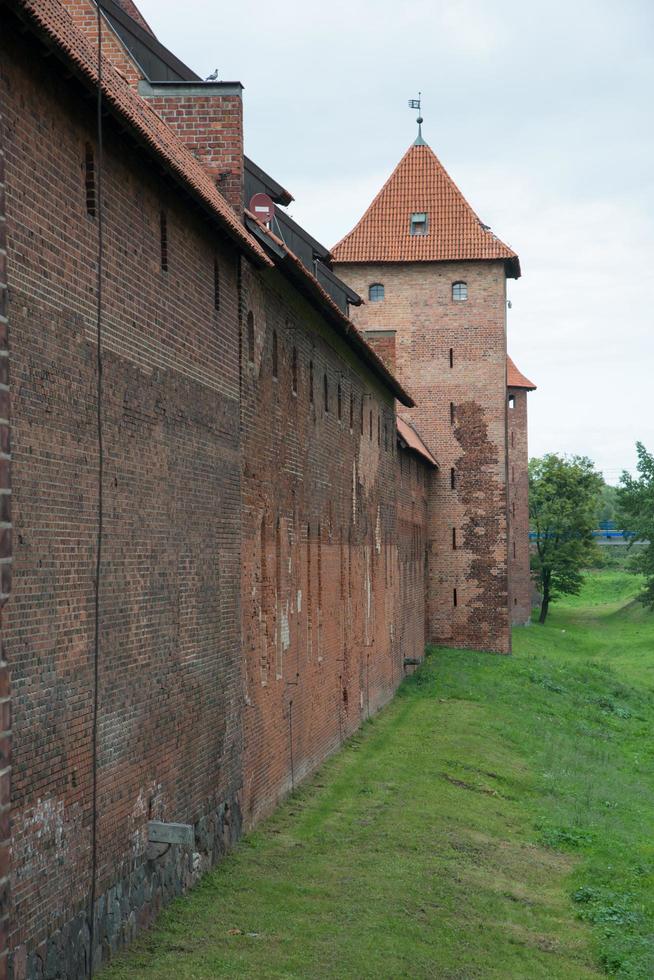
<box><xmin>274</xmin><ymin>209</ymin><xmax>330</xmax><ymax>261</ymax></box>
<box><xmin>244</xmin><ymin>156</ymin><xmax>294</xmax><ymax>206</ymax></box>
<box><xmin>98</xmin><ymin>0</ymin><xmax>200</xmax><ymax>81</ymax></box>
<box><xmin>315</xmin><ymin>261</ymin><xmax>362</xmax><ymax>305</ymax></box>
<box><xmin>246</xmin><ymin>218</ymin><xmax>414</xmax><ymax>407</ymax></box>
<box><xmin>139</xmin><ymin>80</ymin><xmax>243</xmax><ymax>92</ymax></box>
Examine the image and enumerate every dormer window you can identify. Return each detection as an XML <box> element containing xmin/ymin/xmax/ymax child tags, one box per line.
<box><xmin>369</xmin><ymin>283</ymin><xmax>384</xmax><ymax>302</ymax></box>
<box><xmin>452</xmin><ymin>281</ymin><xmax>467</xmax><ymax>301</ymax></box>
<box><xmin>410</xmin><ymin>212</ymin><xmax>428</xmax><ymax>236</ymax></box>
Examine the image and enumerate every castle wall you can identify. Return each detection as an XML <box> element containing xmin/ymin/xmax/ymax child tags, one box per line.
<box><xmin>335</xmin><ymin>261</ymin><xmax>511</xmax><ymax>654</ymax></box>
<box><xmin>239</xmin><ymin>263</ymin><xmax>428</xmax><ymax>826</ymax></box>
<box><xmin>3</xmin><ymin>25</ymin><xmax>245</xmax><ymax>975</ymax></box>
<box><xmin>508</xmin><ymin>388</ymin><xmax>532</xmax><ymax>624</ymax></box>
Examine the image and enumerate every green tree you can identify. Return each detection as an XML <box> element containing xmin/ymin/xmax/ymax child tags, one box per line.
<box><xmin>529</xmin><ymin>454</ymin><xmax>603</xmax><ymax>623</ymax></box>
<box><xmin>597</xmin><ymin>481</ymin><xmax>619</xmax><ymax>525</ymax></box>
<box><xmin>617</xmin><ymin>442</ymin><xmax>654</xmax><ymax>607</ymax></box>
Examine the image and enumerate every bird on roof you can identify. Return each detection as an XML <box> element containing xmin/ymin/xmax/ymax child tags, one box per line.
<box><xmin>205</xmin><ymin>69</ymin><xmax>219</xmax><ymax>81</ymax></box>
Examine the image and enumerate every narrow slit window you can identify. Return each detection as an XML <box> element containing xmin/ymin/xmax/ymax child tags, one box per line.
<box><xmin>337</xmin><ymin>383</ymin><xmax>342</xmax><ymax>421</ymax></box>
<box><xmin>360</xmin><ymin>399</ymin><xmax>364</xmax><ymax>434</ymax></box>
<box><xmin>213</xmin><ymin>258</ymin><xmax>220</xmax><ymax>312</ymax></box>
<box><xmin>292</xmin><ymin>347</ymin><xmax>298</xmax><ymax>394</ymax></box>
<box><xmin>449</xmin><ymin>347</ymin><xmax>454</xmax><ymax>369</ymax></box>
<box><xmin>384</xmin><ymin>423</ymin><xmax>388</xmax><ymax>451</ymax></box>
<box><xmin>450</xmin><ymin>467</ymin><xmax>456</xmax><ymax>490</ymax></box>
<box><xmin>84</xmin><ymin>143</ymin><xmax>96</xmax><ymax>217</ymax></box>
<box><xmin>377</xmin><ymin>415</ymin><xmax>381</xmax><ymax>446</ymax></box>
<box><xmin>369</xmin><ymin>410</ymin><xmax>373</xmax><ymax>441</ymax></box>
<box><xmin>513</xmin><ymin>540</ymin><xmax>516</xmax><ymax>558</ymax></box>
<box><xmin>323</xmin><ymin>373</ymin><xmax>329</xmax><ymax>413</ymax></box>
<box><xmin>511</xmin><ymin>430</ymin><xmax>514</xmax><ymax>448</ymax></box>
<box><xmin>247</xmin><ymin>311</ymin><xmax>255</xmax><ymax>363</ymax></box>
<box><xmin>452</xmin><ymin>527</ymin><xmax>457</xmax><ymax>550</ymax></box>
<box><xmin>368</xmin><ymin>283</ymin><xmax>384</xmax><ymax>302</ymax></box>
<box><xmin>450</xmin><ymin>402</ymin><xmax>455</xmax><ymax>425</ymax></box>
<box><xmin>350</xmin><ymin>392</ymin><xmax>354</xmax><ymax>431</ymax></box>
<box><xmin>160</xmin><ymin>211</ymin><xmax>168</xmax><ymax>271</ymax></box>
<box><xmin>272</xmin><ymin>330</ymin><xmax>278</xmax><ymax>379</ymax></box>
<box><xmin>452</xmin><ymin>281</ymin><xmax>467</xmax><ymax>301</ymax></box>
<box><xmin>453</xmin><ymin>588</ymin><xmax>458</xmax><ymax>607</ymax></box>
<box><xmin>309</xmin><ymin>361</ymin><xmax>314</xmax><ymax>404</ymax></box>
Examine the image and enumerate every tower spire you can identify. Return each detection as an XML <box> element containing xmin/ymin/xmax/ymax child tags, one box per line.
<box><xmin>408</xmin><ymin>92</ymin><xmax>426</xmax><ymax>145</ymax></box>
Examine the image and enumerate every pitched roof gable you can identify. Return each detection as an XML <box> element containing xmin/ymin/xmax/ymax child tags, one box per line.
<box><xmin>507</xmin><ymin>356</ymin><xmax>536</xmax><ymax>391</ymax></box>
<box><xmin>332</xmin><ymin>142</ymin><xmax>520</xmax><ymax>277</ymax></box>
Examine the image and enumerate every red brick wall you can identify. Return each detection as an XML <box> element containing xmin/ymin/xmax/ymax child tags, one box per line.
<box><xmin>335</xmin><ymin>261</ymin><xmax>510</xmax><ymax>654</ymax></box>
<box><xmin>239</xmin><ymin>263</ymin><xmax>427</xmax><ymax>824</ymax></box>
<box><xmin>142</xmin><ymin>83</ymin><xmax>244</xmax><ymax>213</ymax></box>
<box><xmin>362</xmin><ymin>330</ymin><xmax>397</xmax><ymax>373</ymax></box>
<box><xmin>3</xmin><ymin>23</ymin><xmax>244</xmax><ymax>968</ymax></box>
<box><xmin>0</xmin><ymin>92</ymin><xmax>12</xmax><ymax>980</ymax></box>
<box><xmin>508</xmin><ymin>388</ymin><xmax>531</xmax><ymax>624</ymax></box>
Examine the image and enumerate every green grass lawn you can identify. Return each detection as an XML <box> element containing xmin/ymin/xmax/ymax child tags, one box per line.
<box><xmin>103</xmin><ymin>571</ymin><xmax>654</xmax><ymax>979</ymax></box>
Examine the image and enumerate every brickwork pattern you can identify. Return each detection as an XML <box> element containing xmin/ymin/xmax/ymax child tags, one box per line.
<box><xmin>3</xmin><ymin>26</ymin><xmax>245</xmax><ymax>973</ymax></box>
<box><xmin>239</xmin><ymin>264</ymin><xmax>428</xmax><ymax>824</ymax></box>
<box><xmin>336</xmin><ymin>261</ymin><xmax>510</xmax><ymax>653</ymax></box>
<box><xmin>508</xmin><ymin>388</ymin><xmax>532</xmax><ymax>624</ymax></box>
<box><xmin>0</xmin><ymin>92</ymin><xmax>12</xmax><ymax>980</ymax></box>
<box><xmin>144</xmin><ymin>88</ymin><xmax>244</xmax><ymax>212</ymax></box>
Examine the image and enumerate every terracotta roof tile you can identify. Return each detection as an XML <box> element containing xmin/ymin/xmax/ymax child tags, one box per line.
<box><xmin>507</xmin><ymin>356</ymin><xmax>536</xmax><ymax>390</ymax></box>
<box><xmin>397</xmin><ymin>416</ymin><xmax>438</xmax><ymax>468</ymax></box>
<box><xmin>10</xmin><ymin>0</ymin><xmax>270</xmax><ymax>268</ymax></box>
<box><xmin>332</xmin><ymin>142</ymin><xmax>520</xmax><ymax>277</ymax></box>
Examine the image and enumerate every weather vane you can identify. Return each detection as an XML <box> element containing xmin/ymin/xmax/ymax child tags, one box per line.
<box><xmin>408</xmin><ymin>92</ymin><xmax>426</xmax><ymax>145</ymax></box>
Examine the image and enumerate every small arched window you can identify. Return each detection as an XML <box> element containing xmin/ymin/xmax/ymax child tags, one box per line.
<box><xmin>452</xmin><ymin>281</ymin><xmax>467</xmax><ymax>302</ymax></box>
<box><xmin>368</xmin><ymin>283</ymin><xmax>384</xmax><ymax>302</ymax></box>
<box><xmin>247</xmin><ymin>311</ymin><xmax>255</xmax><ymax>362</ymax></box>
<box><xmin>272</xmin><ymin>330</ymin><xmax>278</xmax><ymax>379</ymax></box>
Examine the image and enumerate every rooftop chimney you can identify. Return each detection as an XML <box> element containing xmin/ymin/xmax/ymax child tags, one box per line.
<box><xmin>139</xmin><ymin>81</ymin><xmax>244</xmax><ymax>213</ymax></box>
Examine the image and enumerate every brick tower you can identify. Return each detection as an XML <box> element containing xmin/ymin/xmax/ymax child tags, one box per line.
<box><xmin>507</xmin><ymin>357</ymin><xmax>536</xmax><ymax>625</ymax></box>
<box><xmin>333</xmin><ymin>128</ymin><xmax>521</xmax><ymax>653</ymax></box>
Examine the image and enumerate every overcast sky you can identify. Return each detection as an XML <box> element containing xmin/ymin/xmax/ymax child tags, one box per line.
<box><xmin>138</xmin><ymin>0</ymin><xmax>653</xmax><ymax>484</ymax></box>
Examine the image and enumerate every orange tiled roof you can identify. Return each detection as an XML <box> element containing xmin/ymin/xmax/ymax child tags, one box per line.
<box><xmin>332</xmin><ymin>142</ymin><xmax>520</xmax><ymax>277</ymax></box>
<box><xmin>507</xmin><ymin>356</ymin><xmax>536</xmax><ymax>390</ymax></box>
<box><xmin>397</xmin><ymin>416</ymin><xmax>438</xmax><ymax>468</ymax></box>
<box><xmin>10</xmin><ymin>0</ymin><xmax>270</xmax><ymax>268</ymax></box>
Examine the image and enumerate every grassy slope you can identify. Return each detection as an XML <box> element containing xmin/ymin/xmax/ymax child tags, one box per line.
<box><xmin>103</xmin><ymin>572</ymin><xmax>654</xmax><ymax>979</ymax></box>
